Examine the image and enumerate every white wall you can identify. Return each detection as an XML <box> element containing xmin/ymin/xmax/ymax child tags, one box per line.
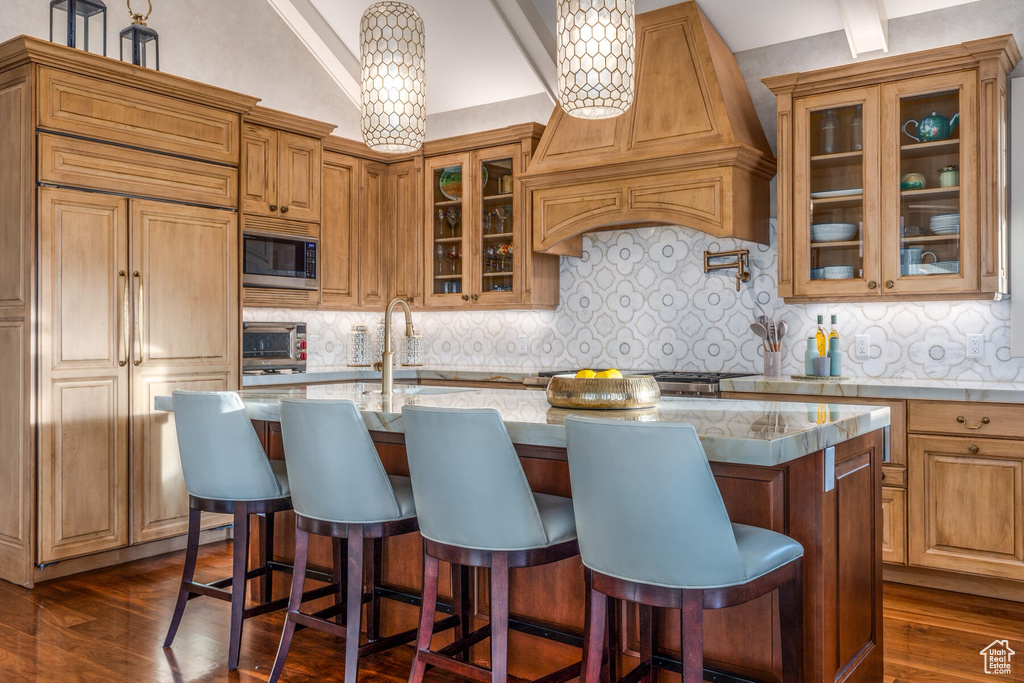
<box><xmin>0</xmin><ymin>0</ymin><xmax>361</xmax><ymax>137</ymax></box>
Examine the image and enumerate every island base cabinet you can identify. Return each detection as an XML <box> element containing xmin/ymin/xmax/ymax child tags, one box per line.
<box><xmin>908</xmin><ymin>435</ymin><xmax>1024</xmax><ymax>581</ymax></box>
<box><xmin>255</xmin><ymin>429</ymin><xmax>884</xmax><ymax>683</ymax></box>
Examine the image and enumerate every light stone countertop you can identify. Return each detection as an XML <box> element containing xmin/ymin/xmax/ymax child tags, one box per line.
<box><xmin>241</xmin><ymin>365</ymin><xmax>549</xmax><ymax>387</ymax></box>
<box><xmin>155</xmin><ymin>381</ymin><xmax>890</xmax><ymax>467</ymax></box>
<box><xmin>721</xmin><ymin>376</ymin><xmax>1024</xmax><ymax>404</ymax></box>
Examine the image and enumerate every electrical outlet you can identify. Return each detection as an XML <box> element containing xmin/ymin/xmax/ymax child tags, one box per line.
<box><xmin>854</xmin><ymin>334</ymin><xmax>870</xmax><ymax>360</ymax></box>
<box><xmin>518</xmin><ymin>335</ymin><xmax>529</xmax><ymax>354</ymax></box>
<box><xmin>967</xmin><ymin>334</ymin><xmax>984</xmax><ymax>358</ymax></box>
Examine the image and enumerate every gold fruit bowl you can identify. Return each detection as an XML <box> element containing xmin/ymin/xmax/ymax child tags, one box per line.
<box><xmin>545</xmin><ymin>374</ymin><xmax>661</xmax><ymax>410</ymax></box>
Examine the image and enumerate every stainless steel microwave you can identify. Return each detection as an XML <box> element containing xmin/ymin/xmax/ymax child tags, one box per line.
<box><xmin>242</xmin><ymin>231</ymin><xmax>318</xmax><ymax>290</ymax></box>
<box><xmin>242</xmin><ymin>322</ymin><xmax>307</xmax><ymax>373</ymax></box>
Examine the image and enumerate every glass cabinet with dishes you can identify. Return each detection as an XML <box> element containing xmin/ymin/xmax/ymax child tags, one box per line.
<box><xmin>794</xmin><ymin>88</ymin><xmax>879</xmax><ymax>297</ymax></box>
<box><xmin>421</xmin><ymin>127</ymin><xmax>558</xmax><ymax>310</ymax></box>
<box><xmin>766</xmin><ymin>36</ymin><xmax>1018</xmax><ymax>302</ymax></box>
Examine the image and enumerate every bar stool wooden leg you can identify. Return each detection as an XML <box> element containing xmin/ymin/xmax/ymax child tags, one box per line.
<box><xmin>451</xmin><ymin>563</ymin><xmax>471</xmax><ymax>661</ymax></box>
<box><xmin>639</xmin><ymin>604</ymin><xmax>654</xmax><ymax>683</ymax></box>
<box><xmin>260</xmin><ymin>511</ymin><xmax>276</xmax><ymax>603</ymax></box>
<box><xmin>779</xmin><ymin>562</ymin><xmax>804</xmax><ymax>682</ymax></box>
<box><xmin>581</xmin><ymin>568</ymin><xmax>606</xmax><ymax>683</ymax></box>
<box><xmin>333</xmin><ymin>536</ymin><xmax>346</xmax><ymax>625</ymax></box>
<box><xmin>490</xmin><ymin>552</ymin><xmax>510</xmax><ymax>683</ymax></box>
<box><xmin>268</xmin><ymin>526</ymin><xmax>310</xmax><ymax>683</ymax></box>
<box><xmin>163</xmin><ymin>507</ymin><xmax>201</xmax><ymax>648</ymax></box>
<box><xmin>367</xmin><ymin>537</ymin><xmax>383</xmax><ymax>641</ymax></box>
<box><xmin>228</xmin><ymin>503</ymin><xmax>251</xmax><ymax>671</ymax></box>
<box><xmin>679</xmin><ymin>591</ymin><xmax>703</xmax><ymax>683</ymax></box>
<box><xmin>605</xmin><ymin>596</ymin><xmax>618</xmax><ymax>683</ymax></box>
<box><xmin>409</xmin><ymin>553</ymin><xmax>441</xmax><ymax>683</ymax></box>
<box><xmin>345</xmin><ymin>526</ymin><xmax>365</xmax><ymax>683</ymax></box>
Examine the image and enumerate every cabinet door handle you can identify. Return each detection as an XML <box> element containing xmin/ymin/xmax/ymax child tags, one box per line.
<box><xmin>269</xmin><ymin>204</ymin><xmax>278</xmax><ymax>212</ymax></box>
<box><xmin>133</xmin><ymin>271</ymin><xmax>144</xmax><ymax>367</ymax></box>
<box><xmin>968</xmin><ymin>443</ymin><xmax>979</xmax><ymax>454</ymax></box>
<box><xmin>885</xmin><ymin>280</ymin><xmax>894</xmax><ymax>289</ymax></box>
<box><xmin>957</xmin><ymin>415</ymin><xmax>990</xmax><ymax>429</ymax></box>
<box><xmin>867</xmin><ymin>280</ymin><xmax>877</xmax><ymax>289</ymax></box>
<box><xmin>280</xmin><ymin>206</ymin><xmax>289</xmax><ymax>214</ymax></box>
<box><xmin>471</xmin><ymin>293</ymin><xmax>479</xmax><ymax>301</ymax></box>
<box><xmin>118</xmin><ymin>270</ymin><xmax>129</xmax><ymax>367</ymax></box>
<box><xmin>461</xmin><ymin>295</ymin><xmax>469</xmax><ymax>301</ymax></box>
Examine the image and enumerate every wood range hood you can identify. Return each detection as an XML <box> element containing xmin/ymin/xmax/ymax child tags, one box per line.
<box><xmin>521</xmin><ymin>1</ymin><xmax>776</xmax><ymax>256</ymax></box>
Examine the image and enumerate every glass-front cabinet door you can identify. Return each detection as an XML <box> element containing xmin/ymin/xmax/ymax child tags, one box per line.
<box><xmin>472</xmin><ymin>145</ymin><xmax>520</xmax><ymax>306</ymax></box>
<box><xmin>793</xmin><ymin>87</ymin><xmax>880</xmax><ymax>297</ymax></box>
<box><xmin>881</xmin><ymin>71</ymin><xmax>977</xmax><ymax>294</ymax></box>
<box><xmin>423</xmin><ymin>153</ymin><xmax>471</xmax><ymax>307</ymax></box>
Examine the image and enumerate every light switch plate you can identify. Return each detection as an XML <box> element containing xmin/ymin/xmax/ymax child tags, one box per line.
<box><xmin>518</xmin><ymin>335</ymin><xmax>529</xmax><ymax>354</ymax></box>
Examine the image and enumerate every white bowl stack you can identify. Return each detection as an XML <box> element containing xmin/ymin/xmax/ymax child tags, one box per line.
<box><xmin>810</xmin><ymin>222</ymin><xmax>858</xmax><ymax>243</ymax></box>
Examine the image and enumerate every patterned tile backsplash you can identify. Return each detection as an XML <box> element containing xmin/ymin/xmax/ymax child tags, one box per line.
<box><xmin>244</xmin><ymin>220</ymin><xmax>1020</xmax><ymax>381</ymax></box>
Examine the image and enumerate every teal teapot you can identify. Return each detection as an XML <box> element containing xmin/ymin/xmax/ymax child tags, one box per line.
<box><xmin>902</xmin><ymin>111</ymin><xmax>959</xmax><ymax>142</ymax></box>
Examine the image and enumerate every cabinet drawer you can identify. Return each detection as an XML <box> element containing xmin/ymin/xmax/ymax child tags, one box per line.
<box><xmin>39</xmin><ymin>134</ymin><xmax>237</xmax><ymax>208</ymax></box>
<box><xmin>908</xmin><ymin>400</ymin><xmax>1024</xmax><ymax>439</ymax></box>
<box><xmin>882</xmin><ymin>486</ymin><xmax>906</xmax><ymax>565</ymax></box>
<box><xmin>38</xmin><ymin>68</ymin><xmax>239</xmax><ymax>165</ymax></box>
<box><xmin>908</xmin><ymin>435</ymin><xmax>1024</xmax><ymax>580</ymax></box>
<box><xmin>243</xmin><ymin>287</ymin><xmax>320</xmax><ymax>309</ymax></box>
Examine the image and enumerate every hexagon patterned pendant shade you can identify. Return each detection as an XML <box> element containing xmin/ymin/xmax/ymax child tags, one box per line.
<box><xmin>557</xmin><ymin>0</ymin><xmax>635</xmax><ymax>119</ymax></box>
<box><xmin>360</xmin><ymin>2</ymin><xmax>426</xmax><ymax>153</ymax></box>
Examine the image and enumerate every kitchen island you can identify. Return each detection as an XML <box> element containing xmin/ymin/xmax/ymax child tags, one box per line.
<box><xmin>156</xmin><ymin>384</ymin><xmax>890</xmax><ymax>683</ymax></box>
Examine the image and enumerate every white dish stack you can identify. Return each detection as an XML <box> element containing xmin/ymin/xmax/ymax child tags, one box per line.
<box><xmin>929</xmin><ymin>213</ymin><xmax>959</xmax><ymax>235</ymax></box>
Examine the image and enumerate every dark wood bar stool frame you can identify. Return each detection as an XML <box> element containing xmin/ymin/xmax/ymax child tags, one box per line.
<box><xmin>163</xmin><ymin>495</ymin><xmax>337</xmax><ymax>670</ymax></box>
<box><xmin>580</xmin><ymin>559</ymin><xmax>803</xmax><ymax>683</ymax></box>
<box><xmin>409</xmin><ymin>537</ymin><xmax>588</xmax><ymax>683</ymax></box>
<box><xmin>269</xmin><ymin>514</ymin><xmax>465</xmax><ymax>683</ymax></box>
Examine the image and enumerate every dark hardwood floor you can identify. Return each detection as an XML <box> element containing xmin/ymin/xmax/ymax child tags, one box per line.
<box><xmin>0</xmin><ymin>541</ymin><xmax>1020</xmax><ymax>682</ymax></box>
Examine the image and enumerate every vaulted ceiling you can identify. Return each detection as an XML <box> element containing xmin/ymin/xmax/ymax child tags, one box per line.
<box><xmin>266</xmin><ymin>0</ymin><xmax>980</xmax><ymax>115</ymax></box>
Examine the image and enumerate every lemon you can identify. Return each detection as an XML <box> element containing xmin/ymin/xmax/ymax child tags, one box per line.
<box><xmin>605</xmin><ymin>368</ymin><xmax>623</xmax><ymax>378</ymax></box>
<box><xmin>575</xmin><ymin>369</ymin><xmax>596</xmax><ymax>378</ymax></box>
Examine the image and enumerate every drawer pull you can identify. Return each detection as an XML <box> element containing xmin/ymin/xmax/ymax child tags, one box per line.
<box><xmin>956</xmin><ymin>415</ymin><xmax>990</xmax><ymax>429</ymax></box>
<box><xmin>968</xmin><ymin>443</ymin><xmax>979</xmax><ymax>454</ymax></box>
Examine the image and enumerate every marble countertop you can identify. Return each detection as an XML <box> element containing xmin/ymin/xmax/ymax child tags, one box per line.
<box><xmin>156</xmin><ymin>381</ymin><xmax>890</xmax><ymax>467</ymax></box>
<box><xmin>721</xmin><ymin>376</ymin><xmax>1024</xmax><ymax>403</ymax></box>
<box><xmin>242</xmin><ymin>365</ymin><xmax>546</xmax><ymax>387</ymax></box>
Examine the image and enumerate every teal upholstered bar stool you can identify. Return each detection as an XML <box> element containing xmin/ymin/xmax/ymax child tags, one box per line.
<box><xmin>270</xmin><ymin>399</ymin><xmax>464</xmax><ymax>683</ymax></box>
<box><xmin>402</xmin><ymin>405</ymin><xmax>583</xmax><ymax>683</ymax></box>
<box><xmin>164</xmin><ymin>390</ymin><xmax>335</xmax><ymax>671</ymax></box>
<box><xmin>564</xmin><ymin>416</ymin><xmax>805</xmax><ymax>683</ymax></box>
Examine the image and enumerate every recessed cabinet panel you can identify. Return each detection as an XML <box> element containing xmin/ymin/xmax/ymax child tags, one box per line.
<box><xmin>358</xmin><ymin>160</ymin><xmax>389</xmax><ymax>308</ymax></box>
<box><xmin>241</xmin><ymin>124</ymin><xmax>277</xmax><ymax>216</ymax></box>
<box><xmin>882</xmin><ymin>487</ymin><xmax>907</xmax><ymax>565</ymax></box>
<box><xmin>278</xmin><ymin>132</ymin><xmax>321</xmax><ymax>222</ymax></box>
<box><xmin>908</xmin><ymin>435</ymin><xmax>1024</xmax><ymax>580</ymax></box>
<box><xmin>39</xmin><ymin>377</ymin><xmax>128</xmax><ymax>562</ymax></box>
<box><xmin>131</xmin><ymin>201</ymin><xmax>236</xmax><ymax>366</ymax></box>
<box><xmin>389</xmin><ymin>159</ymin><xmax>422</xmax><ymax>306</ymax></box>
<box><xmin>321</xmin><ymin>153</ymin><xmax>359</xmax><ymax>308</ymax></box>
<box><xmin>130</xmin><ymin>374</ymin><xmax>231</xmax><ymax>543</ymax></box>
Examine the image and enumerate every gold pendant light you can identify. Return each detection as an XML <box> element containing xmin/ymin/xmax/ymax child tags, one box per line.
<box><xmin>360</xmin><ymin>1</ymin><xmax>426</xmax><ymax>153</ymax></box>
<box><xmin>556</xmin><ymin>0</ymin><xmax>635</xmax><ymax>119</ymax></box>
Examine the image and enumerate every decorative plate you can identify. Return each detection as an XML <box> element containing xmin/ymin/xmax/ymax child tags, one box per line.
<box><xmin>438</xmin><ymin>166</ymin><xmax>487</xmax><ymax>200</ymax></box>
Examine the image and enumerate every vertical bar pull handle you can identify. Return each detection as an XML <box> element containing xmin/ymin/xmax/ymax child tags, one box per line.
<box><xmin>133</xmin><ymin>270</ymin><xmax>144</xmax><ymax>366</ymax></box>
<box><xmin>118</xmin><ymin>270</ymin><xmax>129</xmax><ymax>367</ymax></box>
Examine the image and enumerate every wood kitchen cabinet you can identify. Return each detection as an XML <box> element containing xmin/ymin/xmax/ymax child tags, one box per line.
<box><xmin>421</xmin><ymin>126</ymin><xmax>558</xmax><ymax>310</ymax></box>
<box><xmin>0</xmin><ymin>36</ymin><xmax>250</xmax><ymax>586</ymax></box>
<box><xmin>241</xmin><ymin>121</ymin><xmax>325</xmax><ymax>222</ymax></box>
<box><xmin>765</xmin><ymin>36</ymin><xmax>1019</xmax><ymax>302</ymax></box>
<box><xmin>320</xmin><ymin>147</ymin><xmax>422</xmax><ymax>310</ymax></box>
<box><xmin>36</xmin><ymin>190</ymin><xmax>238</xmax><ymax>561</ymax></box>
